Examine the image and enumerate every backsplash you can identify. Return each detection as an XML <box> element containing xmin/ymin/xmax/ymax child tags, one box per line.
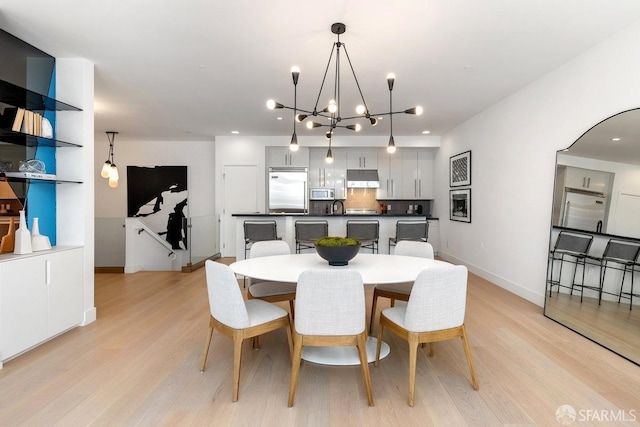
<box><xmin>344</xmin><ymin>188</ymin><xmax>379</xmax><ymax>211</ymax></box>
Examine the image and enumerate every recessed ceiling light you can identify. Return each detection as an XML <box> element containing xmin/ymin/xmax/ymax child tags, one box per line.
<box><xmin>231</xmin><ymin>131</ymin><xmax>239</xmax><ymax>134</ymax></box>
<box><xmin>199</xmin><ymin>64</ymin><xmax>207</xmax><ymax>69</ymax></box>
<box><xmin>422</xmin><ymin>130</ymin><xmax>430</xmax><ymax>134</ymax></box>
<box><xmin>463</xmin><ymin>64</ymin><xmax>473</xmax><ymax>70</ymax></box>
<box><xmin>277</xmin><ymin>117</ymin><xmax>283</xmax><ymax>120</ymax></box>
<box><xmin>611</xmin><ymin>137</ymin><xmax>621</xmax><ymax>141</ymax></box>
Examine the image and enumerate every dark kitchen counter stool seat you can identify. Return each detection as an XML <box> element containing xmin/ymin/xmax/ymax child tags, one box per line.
<box><xmin>346</xmin><ymin>220</ymin><xmax>379</xmax><ymax>253</ymax></box>
<box><xmin>243</xmin><ymin>220</ymin><xmax>279</xmax><ymax>259</ymax></box>
<box><xmin>388</xmin><ymin>220</ymin><xmax>429</xmax><ymax>253</ymax></box>
<box><xmin>547</xmin><ymin>231</ymin><xmax>594</xmax><ymax>299</ymax></box>
<box><xmin>593</xmin><ymin>239</ymin><xmax>640</xmax><ymax>309</ymax></box>
<box><xmin>295</xmin><ymin>220</ymin><xmax>329</xmax><ymax>253</ymax></box>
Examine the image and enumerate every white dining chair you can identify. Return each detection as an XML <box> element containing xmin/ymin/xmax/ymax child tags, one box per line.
<box><xmin>374</xmin><ymin>265</ymin><xmax>478</xmax><ymax>406</ymax></box>
<box><xmin>200</xmin><ymin>260</ymin><xmax>293</xmax><ymax>402</ymax></box>
<box><xmin>369</xmin><ymin>240</ymin><xmax>434</xmax><ymax>334</ymax></box>
<box><xmin>247</xmin><ymin>240</ymin><xmax>296</xmax><ymax>348</ymax></box>
<box><xmin>288</xmin><ymin>269</ymin><xmax>374</xmax><ymax>407</ymax></box>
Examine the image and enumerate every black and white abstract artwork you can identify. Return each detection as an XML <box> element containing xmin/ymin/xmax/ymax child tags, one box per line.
<box><xmin>127</xmin><ymin>166</ymin><xmax>188</xmax><ymax>249</ymax></box>
<box><xmin>450</xmin><ymin>150</ymin><xmax>471</xmax><ymax>187</ymax></box>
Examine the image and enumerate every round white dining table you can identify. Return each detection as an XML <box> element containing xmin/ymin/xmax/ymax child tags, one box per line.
<box><xmin>229</xmin><ymin>253</ymin><xmax>451</xmax><ymax>366</ymax></box>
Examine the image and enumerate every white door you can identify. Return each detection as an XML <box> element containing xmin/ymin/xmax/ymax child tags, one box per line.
<box><xmin>222</xmin><ymin>165</ymin><xmax>258</xmax><ymax>257</ymax></box>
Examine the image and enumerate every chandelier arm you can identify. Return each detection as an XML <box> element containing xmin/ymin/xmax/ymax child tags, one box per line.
<box><xmin>342</xmin><ymin>45</ymin><xmax>370</xmax><ymax>113</ymax></box>
<box><xmin>334</xmin><ymin>42</ymin><xmax>340</xmax><ymax>115</ymax></box>
<box><xmin>313</xmin><ymin>43</ymin><xmax>337</xmax><ymax>112</ymax></box>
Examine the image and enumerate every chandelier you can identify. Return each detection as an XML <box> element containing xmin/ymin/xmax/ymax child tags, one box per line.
<box><xmin>267</xmin><ymin>22</ymin><xmax>423</xmax><ymax>163</ymax></box>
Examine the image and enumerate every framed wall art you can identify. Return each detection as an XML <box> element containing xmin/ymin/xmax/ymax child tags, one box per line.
<box><xmin>450</xmin><ymin>188</ymin><xmax>471</xmax><ymax>223</ymax></box>
<box><xmin>450</xmin><ymin>150</ymin><xmax>471</xmax><ymax>187</ymax></box>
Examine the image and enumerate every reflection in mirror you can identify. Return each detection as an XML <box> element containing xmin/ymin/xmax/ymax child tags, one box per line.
<box><xmin>545</xmin><ymin>109</ymin><xmax>640</xmax><ymax>366</ymax></box>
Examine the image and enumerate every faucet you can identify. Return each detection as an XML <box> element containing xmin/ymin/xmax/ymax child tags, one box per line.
<box><xmin>332</xmin><ymin>200</ymin><xmax>344</xmax><ymax>215</ymax></box>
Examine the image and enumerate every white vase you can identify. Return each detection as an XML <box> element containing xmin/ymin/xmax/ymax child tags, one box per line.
<box><xmin>31</xmin><ymin>217</ymin><xmax>52</xmax><ymax>252</ymax></box>
<box><xmin>14</xmin><ymin>210</ymin><xmax>33</xmax><ymax>254</ymax></box>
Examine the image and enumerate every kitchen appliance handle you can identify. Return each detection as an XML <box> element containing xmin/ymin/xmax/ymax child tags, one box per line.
<box><xmin>562</xmin><ymin>201</ymin><xmax>570</xmax><ymax>227</ymax></box>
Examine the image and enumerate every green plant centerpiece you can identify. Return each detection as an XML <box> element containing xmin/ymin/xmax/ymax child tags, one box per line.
<box><xmin>314</xmin><ymin>236</ymin><xmax>361</xmax><ymax>266</ymax></box>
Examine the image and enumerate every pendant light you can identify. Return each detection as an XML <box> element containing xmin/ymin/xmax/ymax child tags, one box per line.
<box><xmin>267</xmin><ymin>23</ymin><xmax>423</xmax><ymax>154</ymax></box>
<box><xmin>102</xmin><ymin>131</ymin><xmax>119</xmax><ymax>188</ymax></box>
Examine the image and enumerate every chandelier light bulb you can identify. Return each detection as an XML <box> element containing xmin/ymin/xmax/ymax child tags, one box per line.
<box><xmin>327</xmin><ymin>99</ymin><xmax>338</xmax><ymax>113</ymax></box>
<box><xmin>108</xmin><ymin>176</ymin><xmax>119</xmax><ymax>188</ymax></box>
<box><xmin>267</xmin><ymin>100</ymin><xmax>284</xmax><ymax>110</ymax></box>
<box><xmin>356</xmin><ymin>105</ymin><xmax>366</xmax><ymax>115</ymax></box>
<box><xmin>290</xmin><ymin>133</ymin><xmax>299</xmax><ymax>151</ymax></box>
<box><xmin>325</xmin><ymin>149</ymin><xmax>334</xmax><ymax>164</ymax></box>
<box><xmin>387</xmin><ymin>135</ymin><xmax>396</xmax><ymax>153</ymax></box>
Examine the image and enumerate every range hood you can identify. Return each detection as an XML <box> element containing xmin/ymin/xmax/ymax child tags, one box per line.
<box><xmin>346</xmin><ymin>169</ymin><xmax>380</xmax><ymax>188</ymax></box>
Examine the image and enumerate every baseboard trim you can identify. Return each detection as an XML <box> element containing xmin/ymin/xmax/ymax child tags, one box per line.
<box><xmin>438</xmin><ymin>250</ymin><xmax>545</xmax><ymax>307</ymax></box>
<box><xmin>95</xmin><ymin>267</ymin><xmax>125</xmax><ymax>274</ymax></box>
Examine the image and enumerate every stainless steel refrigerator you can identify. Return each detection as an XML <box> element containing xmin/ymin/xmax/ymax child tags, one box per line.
<box><xmin>268</xmin><ymin>168</ymin><xmax>308</xmax><ymax>213</ymax></box>
<box><xmin>561</xmin><ymin>189</ymin><xmax>606</xmax><ymax>232</ymax></box>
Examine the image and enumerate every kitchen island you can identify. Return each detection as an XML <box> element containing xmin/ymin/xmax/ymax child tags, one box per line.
<box><xmin>232</xmin><ymin>213</ymin><xmax>439</xmax><ymax>260</ymax></box>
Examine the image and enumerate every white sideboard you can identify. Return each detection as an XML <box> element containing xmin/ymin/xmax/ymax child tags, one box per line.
<box><xmin>0</xmin><ymin>246</ymin><xmax>84</xmax><ymax>367</ymax></box>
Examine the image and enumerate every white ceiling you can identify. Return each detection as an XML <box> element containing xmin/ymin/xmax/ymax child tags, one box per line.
<box><xmin>1</xmin><ymin>1</ymin><xmax>640</xmax><ymax>144</ymax></box>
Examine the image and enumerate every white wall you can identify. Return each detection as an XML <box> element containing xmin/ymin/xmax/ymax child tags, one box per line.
<box><xmin>94</xmin><ymin>138</ymin><xmax>215</xmax><ymax>267</ymax></box>
<box><xmin>436</xmin><ymin>22</ymin><xmax>640</xmax><ymax>306</ymax></box>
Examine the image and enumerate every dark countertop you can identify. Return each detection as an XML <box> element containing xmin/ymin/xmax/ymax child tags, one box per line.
<box><xmin>232</xmin><ymin>213</ymin><xmax>438</xmax><ymax>219</ymax></box>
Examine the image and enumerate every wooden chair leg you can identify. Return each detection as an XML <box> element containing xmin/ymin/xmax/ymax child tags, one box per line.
<box><xmin>357</xmin><ymin>332</ymin><xmax>374</xmax><ymax>406</ymax></box>
<box><xmin>285</xmin><ymin>319</ymin><xmax>294</xmax><ymax>358</ymax></box>
<box><xmin>374</xmin><ymin>322</ymin><xmax>384</xmax><ymax>367</ymax></box>
<box><xmin>460</xmin><ymin>325</ymin><xmax>479</xmax><ymax>390</ymax></box>
<box><xmin>232</xmin><ymin>333</ymin><xmax>244</xmax><ymax>402</ymax></box>
<box><xmin>200</xmin><ymin>317</ymin><xmax>214</xmax><ymax>372</ymax></box>
<box><xmin>252</xmin><ymin>335</ymin><xmax>260</xmax><ymax>349</ymax></box>
<box><xmin>289</xmin><ymin>300</ymin><xmax>295</xmax><ymax>320</ymax></box>
<box><xmin>428</xmin><ymin>342</ymin><xmax>434</xmax><ymax>356</ymax></box>
<box><xmin>369</xmin><ymin>291</ymin><xmax>379</xmax><ymax>335</ymax></box>
<box><xmin>288</xmin><ymin>332</ymin><xmax>304</xmax><ymax>407</ymax></box>
<box><xmin>407</xmin><ymin>333</ymin><xmax>419</xmax><ymax>407</ymax></box>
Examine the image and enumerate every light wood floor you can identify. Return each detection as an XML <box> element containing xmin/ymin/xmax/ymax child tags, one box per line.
<box><xmin>0</xmin><ymin>261</ymin><xmax>639</xmax><ymax>426</ymax></box>
<box><xmin>545</xmin><ymin>292</ymin><xmax>640</xmax><ymax>365</ymax></box>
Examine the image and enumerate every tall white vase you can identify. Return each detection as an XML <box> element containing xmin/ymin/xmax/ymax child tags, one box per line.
<box><xmin>14</xmin><ymin>210</ymin><xmax>33</xmax><ymax>254</ymax></box>
<box><xmin>31</xmin><ymin>217</ymin><xmax>52</xmax><ymax>251</ymax></box>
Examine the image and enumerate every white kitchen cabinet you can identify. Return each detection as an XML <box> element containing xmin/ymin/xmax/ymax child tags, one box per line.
<box><xmin>309</xmin><ymin>148</ymin><xmax>347</xmax><ymax>199</ymax></box>
<box><xmin>0</xmin><ymin>247</ymin><xmax>83</xmax><ymax>363</ymax></box>
<box><xmin>347</xmin><ymin>149</ymin><xmax>378</xmax><ymax>170</ymax></box>
<box><xmin>564</xmin><ymin>167</ymin><xmax>612</xmax><ymax>194</ymax></box>
<box><xmin>267</xmin><ymin>146</ymin><xmax>309</xmax><ymax>168</ymax></box>
<box><xmin>377</xmin><ymin>149</ymin><xmax>403</xmax><ymax>199</ymax></box>
<box><xmin>309</xmin><ymin>148</ymin><xmax>334</xmax><ymax>188</ymax></box>
<box><xmin>401</xmin><ymin>150</ymin><xmax>435</xmax><ymax>199</ymax></box>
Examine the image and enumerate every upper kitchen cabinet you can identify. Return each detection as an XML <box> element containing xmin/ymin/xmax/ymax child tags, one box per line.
<box><xmin>347</xmin><ymin>148</ymin><xmax>378</xmax><ymax>169</ymax></box>
<box><xmin>267</xmin><ymin>146</ymin><xmax>309</xmax><ymax>168</ymax></box>
<box><xmin>309</xmin><ymin>148</ymin><xmax>347</xmax><ymax>199</ymax></box>
<box><xmin>401</xmin><ymin>150</ymin><xmax>435</xmax><ymax>199</ymax></box>
<box><xmin>377</xmin><ymin>149</ymin><xmax>403</xmax><ymax>199</ymax></box>
<box><xmin>564</xmin><ymin>166</ymin><xmax>612</xmax><ymax>194</ymax></box>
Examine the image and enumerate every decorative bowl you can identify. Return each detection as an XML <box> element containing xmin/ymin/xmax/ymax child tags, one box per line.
<box><xmin>315</xmin><ymin>237</ymin><xmax>361</xmax><ymax>266</ymax></box>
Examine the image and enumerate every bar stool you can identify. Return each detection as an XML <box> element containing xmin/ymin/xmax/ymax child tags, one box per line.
<box><xmin>596</xmin><ymin>239</ymin><xmax>640</xmax><ymax>309</ymax></box>
<box><xmin>388</xmin><ymin>220</ymin><xmax>429</xmax><ymax>253</ymax></box>
<box><xmin>346</xmin><ymin>220</ymin><xmax>379</xmax><ymax>253</ymax></box>
<box><xmin>547</xmin><ymin>231</ymin><xmax>593</xmax><ymax>298</ymax></box>
<box><xmin>295</xmin><ymin>220</ymin><xmax>328</xmax><ymax>253</ymax></box>
<box><xmin>243</xmin><ymin>220</ymin><xmax>278</xmax><ymax>259</ymax></box>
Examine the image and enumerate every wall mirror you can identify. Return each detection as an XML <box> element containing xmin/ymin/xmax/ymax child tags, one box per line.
<box><xmin>545</xmin><ymin>109</ymin><xmax>640</xmax><ymax>365</ymax></box>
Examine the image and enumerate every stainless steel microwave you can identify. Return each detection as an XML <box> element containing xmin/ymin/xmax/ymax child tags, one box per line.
<box><xmin>309</xmin><ymin>188</ymin><xmax>335</xmax><ymax>200</ymax></box>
